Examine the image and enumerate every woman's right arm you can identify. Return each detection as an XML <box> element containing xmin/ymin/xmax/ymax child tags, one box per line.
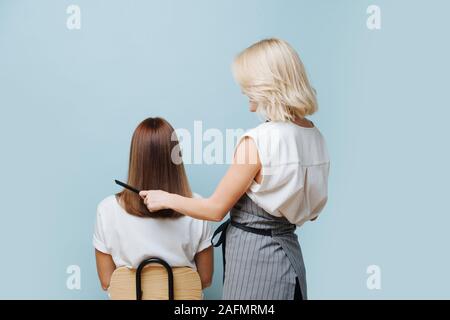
<box><xmin>140</xmin><ymin>136</ymin><xmax>261</xmax><ymax>222</ymax></box>
<box><xmin>194</xmin><ymin>246</ymin><xmax>214</xmax><ymax>289</ymax></box>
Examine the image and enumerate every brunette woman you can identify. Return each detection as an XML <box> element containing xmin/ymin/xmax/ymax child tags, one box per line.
<box><xmin>93</xmin><ymin>117</ymin><xmax>214</xmax><ymax>291</ymax></box>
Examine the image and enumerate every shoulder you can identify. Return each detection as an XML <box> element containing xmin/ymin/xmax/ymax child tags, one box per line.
<box><xmin>237</xmin><ymin>122</ymin><xmax>288</xmax><ymax>157</ymax></box>
<box><xmin>235</xmin><ymin>122</ymin><xmax>278</xmax><ymax>149</ymax></box>
<box><xmin>244</xmin><ymin>121</ymin><xmax>299</xmax><ymax>142</ymax></box>
<box><xmin>307</xmin><ymin>126</ymin><xmax>330</xmax><ymax>163</ymax></box>
<box><xmin>243</xmin><ymin>121</ymin><xmax>276</xmax><ymax>139</ymax></box>
<box><xmin>96</xmin><ymin>195</ymin><xmax>119</xmax><ymax>216</ymax></box>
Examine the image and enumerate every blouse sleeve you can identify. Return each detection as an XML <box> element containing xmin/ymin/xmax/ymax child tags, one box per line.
<box><xmin>197</xmin><ymin>221</ymin><xmax>213</xmax><ymax>253</ymax></box>
<box><xmin>93</xmin><ymin>203</ymin><xmax>110</xmax><ymax>254</ymax></box>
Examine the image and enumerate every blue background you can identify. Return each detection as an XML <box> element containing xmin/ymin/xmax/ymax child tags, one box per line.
<box><xmin>0</xmin><ymin>0</ymin><xmax>449</xmax><ymax>299</ymax></box>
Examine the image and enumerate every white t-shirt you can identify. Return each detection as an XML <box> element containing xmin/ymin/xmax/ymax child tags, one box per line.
<box><xmin>241</xmin><ymin>121</ymin><xmax>330</xmax><ymax>227</ymax></box>
<box><xmin>93</xmin><ymin>194</ymin><xmax>213</xmax><ymax>269</ymax></box>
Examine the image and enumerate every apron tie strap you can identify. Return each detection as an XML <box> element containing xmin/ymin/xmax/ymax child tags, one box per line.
<box><xmin>211</xmin><ymin>219</ymin><xmax>230</xmax><ymax>283</ymax></box>
<box><xmin>211</xmin><ymin>219</ymin><xmax>275</xmax><ymax>283</ymax></box>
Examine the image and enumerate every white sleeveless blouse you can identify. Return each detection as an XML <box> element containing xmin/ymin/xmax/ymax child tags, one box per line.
<box><xmin>240</xmin><ymin>121</ymin><xmax>330</xmax><ymax>226</ymax></box>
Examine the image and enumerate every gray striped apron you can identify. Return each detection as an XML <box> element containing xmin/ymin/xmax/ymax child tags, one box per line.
<box><xmin>212</xmin><ymin>194</ymin><xmax>307</xmax><ymax>300</ymax></box>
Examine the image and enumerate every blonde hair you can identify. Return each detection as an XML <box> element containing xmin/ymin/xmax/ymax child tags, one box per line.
<box><xmin>232</xmin><ymin>38</ymin><xmax>318</xmax><ymax>121</ymax></box>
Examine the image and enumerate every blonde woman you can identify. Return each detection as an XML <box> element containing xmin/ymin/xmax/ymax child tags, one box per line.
<box><xmin>140</xmin><ymin>39</ymin><xmax>330</xmax><ymax>300</ymax></box>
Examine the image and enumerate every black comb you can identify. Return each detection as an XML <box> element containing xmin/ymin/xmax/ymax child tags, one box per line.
<box><xmin>115</xmin><ymin>179</ymin><xmax>140</xmax><ymax>194</ymax></box>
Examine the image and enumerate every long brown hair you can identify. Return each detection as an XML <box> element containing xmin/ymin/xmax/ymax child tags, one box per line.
<box><xmin>117</xmin><ymin>117</ymin><xmax>192</xmax><ymax>218</ymax></box>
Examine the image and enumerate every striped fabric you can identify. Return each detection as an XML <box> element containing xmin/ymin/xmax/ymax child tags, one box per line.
<box><xmin>222</xmin><ymin>194</ymin><xmax>307</xmax><ymax>300</ymax></box>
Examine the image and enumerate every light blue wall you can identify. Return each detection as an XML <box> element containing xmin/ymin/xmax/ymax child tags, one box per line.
<box><xmin>0</xmin><ymin>0</ymin><xmax>449</xmax><ymax>299</ymax></box>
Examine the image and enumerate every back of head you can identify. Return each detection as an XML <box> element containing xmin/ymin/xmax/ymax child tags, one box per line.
<box><xmin>118</xmin><ymin>117</ymin><xmax>191</xmax><ymax>218</ymax></box>
<box><xmin>232</xmin><ymin>38</ymin><xmax>318</xmax><ymax>121</ymax></box>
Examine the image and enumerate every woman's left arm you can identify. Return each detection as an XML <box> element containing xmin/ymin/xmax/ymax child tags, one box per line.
<box><xmin>140</xmin><ymin>136</ymin><xmax>261</xmax><ymax>222</ymax></box>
